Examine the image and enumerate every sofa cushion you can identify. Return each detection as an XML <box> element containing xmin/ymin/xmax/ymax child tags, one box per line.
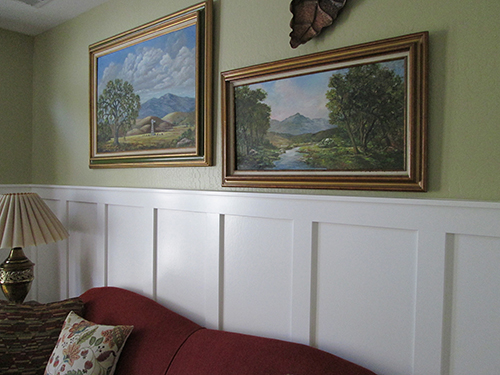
<box><xmin>80</xmin><ymin>286</ymin><xmax>202</xmax><ymax>375</ymax></box>
<box><xmin>45</xmin><ymin>311</ymin><xmax>133</xmax><ymax>375</ymax></box>
<box><xmin>168</xmin><ymin>329</ymin><xmax>377</xmax><ymax>375</ymax></box>
<box><xmin>0</xmin><ymin>297</ymin><xmax>84</xmax><ymax>375</ymax></box>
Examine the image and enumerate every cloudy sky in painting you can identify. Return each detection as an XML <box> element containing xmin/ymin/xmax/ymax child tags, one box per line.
<box><xmin>97</xmin><ymin>24</ymin><xmax>196</xmax><ymax>103</ymax></box>
<box><xmin>249</xmin><ymin>59</ymin><xmax>405</xmax><ymax>122</ymax></box>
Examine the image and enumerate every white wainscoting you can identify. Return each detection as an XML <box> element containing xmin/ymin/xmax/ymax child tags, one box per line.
<box><xmin>1</xmin><ymin>185</ymin><xmax>499</xmax><ymax>375</ymax></box>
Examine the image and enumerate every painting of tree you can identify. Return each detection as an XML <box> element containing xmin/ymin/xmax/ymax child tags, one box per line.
<box><xmin>234</xmin><ymin>86</ymin><xmax>275</xmax><ymax>169</ymax></box>
<box><xmin>325</xmin><ymin>62</ymin><xmax>406</xmax><ymax>170</ymax></box>
<box><xmin>97</xmin><ymin>79</ymin><xmax>141</xmax><ymax>149</ymax></box>
<box><xmin>326</xmin><ymin>64</ymin><xmax>405</xmax><ymax>163</ymax></box>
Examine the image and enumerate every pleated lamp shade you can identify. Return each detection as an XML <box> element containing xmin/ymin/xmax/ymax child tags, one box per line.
<box><xmin>0</xmin><ymin>193</ymin><xmax>69</xmax><ymax>249</ymax></box>
<box><xmin>0</xmin><ymin>193</ymin><xmax>69</xmax><ymax>303</ymax></box>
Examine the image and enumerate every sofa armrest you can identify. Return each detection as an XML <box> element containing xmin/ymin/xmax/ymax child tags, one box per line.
<box><xmin>167</xmin><ymin>329</ymin><xmax>376</xmax><ymax>375</ymax></box>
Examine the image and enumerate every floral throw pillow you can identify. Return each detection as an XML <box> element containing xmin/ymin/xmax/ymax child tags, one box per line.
<box><xmin>44</xmin><ymin>311</ymin><xmax>133</xmax><ymax>375</ymax></box>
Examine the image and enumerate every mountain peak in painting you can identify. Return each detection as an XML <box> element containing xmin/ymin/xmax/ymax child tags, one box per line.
<box><xmin>139</xmin><ymin>93</ymin><xmax>195</xmax><ymax>119</ymax></box>
<box><xmin>270</xmin><ymin>113</ymin><xmax>334</xmax><ymax>135</ymax></box>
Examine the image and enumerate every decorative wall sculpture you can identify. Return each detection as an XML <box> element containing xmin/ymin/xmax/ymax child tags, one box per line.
<box><xmin>289</xmin><ymin>0</ymin><xmax>348</xmax><ymax>48</ymax></box>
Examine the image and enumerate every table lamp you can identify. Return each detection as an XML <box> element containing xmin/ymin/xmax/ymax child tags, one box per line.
<box><xmin>0</xmin><ymin>193</ymin><xmax>69</xmax><ymax>303</ymax></box>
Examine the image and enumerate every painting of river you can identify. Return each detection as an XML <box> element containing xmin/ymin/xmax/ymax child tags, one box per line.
<box><xmin>272</xmin><ymin>147</ymin><xmax>316</xmax><ymax>170</ymax></box>
<box><xmin>234</xmin><ymin>58</ymin><xmax>407</xmax><ymax>173</ymax></box>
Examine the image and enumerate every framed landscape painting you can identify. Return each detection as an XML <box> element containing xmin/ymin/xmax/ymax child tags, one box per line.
<box><xmin>222</xmin><ymin>32</ymin><xmax>428</xmax><ymax>191</ymax></box>
<box><xmin>89</xmin><ymin>1</ymin><xmax>212</xmax><ymax>168</ymax></box>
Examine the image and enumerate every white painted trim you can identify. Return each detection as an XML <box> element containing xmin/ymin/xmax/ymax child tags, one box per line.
<box><xmin>1</xmin><ymin>184</ymin><xmax>499</xmax><ymax>375</ymax></box>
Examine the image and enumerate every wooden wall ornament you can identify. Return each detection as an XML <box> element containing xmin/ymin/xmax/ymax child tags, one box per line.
<box><xmin>289</xmin><ymin>0</ymin><xmax>347</xmax><ymax>48</ymax></box>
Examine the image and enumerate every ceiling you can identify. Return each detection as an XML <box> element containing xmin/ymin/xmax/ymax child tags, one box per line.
<box><xmin>0</xmin><ymin>0</ymin><xmax>112</xmax><ymax>35</ymax></box>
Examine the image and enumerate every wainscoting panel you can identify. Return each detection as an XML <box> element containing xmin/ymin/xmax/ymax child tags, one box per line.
<box><xmin>446</xmin><ymin>234</ymin><xmax>500</xmax><ymax>375</ymax></box>
<box><xmin>1</xmin><ymin>184</ymin><xmax>499</xmax><ymax>375</ymax></box>
<box><xmin>222</xmin><ymin>215</ymin><xmax>294</xmax><ymax>341</ymax></box>
<box><xmin>156</xmin><ymin>209</ymin><xmax>209</xmax><ymax>325</ymax></box>
<box><xmin>67</xmin><ymin>201</ymin><xmax>101</xmax><ymax>298</ymax></box>
<box><xmin>107</xmin><ymin>204</ymin><xmax>155</xmax><ymax>296</ymax></box>
<box><xmin>313</xmin><ymin>224</ymin><xmax>418</xmax><ymax>375</ymax></box>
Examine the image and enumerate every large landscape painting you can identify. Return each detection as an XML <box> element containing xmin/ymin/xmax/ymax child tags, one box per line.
<box><xmin>234</xmin><ymin>59</ymin><xmax>406</xmax><ymax>172</ymax></box>
<box><xmin>222</xmin><ymin>32</ymin><xmax>428</xmax><ymax>191</ymax></box>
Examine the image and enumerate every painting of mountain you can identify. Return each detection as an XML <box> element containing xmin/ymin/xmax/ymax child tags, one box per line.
<box><xmin>270</xmin><ymin>113</ymin><xmax>335</xmax><ymax>135</ymax></box>
<box><xmin>139</xmin><ymin>93</ymin><xmax>196</xmax><ymax>119</ymax></box>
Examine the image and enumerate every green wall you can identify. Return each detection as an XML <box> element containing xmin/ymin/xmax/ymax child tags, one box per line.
<box><xmin>0</xmin><ymin>29</ymin><xmax>33</xmax><ymax>183</ymax></box>
<box><xmin>29</xmin><ymin>0</ymin><xmax>500</xmax><ymax>201</ymax></box>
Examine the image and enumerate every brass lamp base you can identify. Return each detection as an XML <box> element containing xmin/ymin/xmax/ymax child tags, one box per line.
<box><xmin>0</xmin><ymin>247</ymin><xmax>34</xmax><ymax>304</ymax></box>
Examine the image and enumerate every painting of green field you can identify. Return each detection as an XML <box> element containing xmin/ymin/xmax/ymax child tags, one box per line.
<box><xmin>98</xmin><ymin>122</ymin><xmax>195</xmax><ymax>153</ymax></box>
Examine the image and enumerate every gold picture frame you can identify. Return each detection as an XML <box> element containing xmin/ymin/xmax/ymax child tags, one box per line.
<box><xmin>90</xmin><ymin>1</ymin><xmax>212</xmax><ymax>168</ymax></box>
<box><xmin>222</xmin><ymin>32</ymin><xmax>428</xmax><ymax>191</ymax></box>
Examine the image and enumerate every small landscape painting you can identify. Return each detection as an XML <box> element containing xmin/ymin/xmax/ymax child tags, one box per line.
<box><xmin>234</xmin><ymin>59</ymin><xmax>406</xmax><ymax>172</ymax></box>
<box><xmin>89</xmin><ymin>1</ymin><xmax>213</xmax><ymax>168</ymax></box>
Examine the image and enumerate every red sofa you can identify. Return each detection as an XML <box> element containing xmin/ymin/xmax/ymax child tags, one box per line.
<box><xmin>80</xmin><ymin>287</ymin><xmax>376</xmax><ymax>375</ymax></box>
